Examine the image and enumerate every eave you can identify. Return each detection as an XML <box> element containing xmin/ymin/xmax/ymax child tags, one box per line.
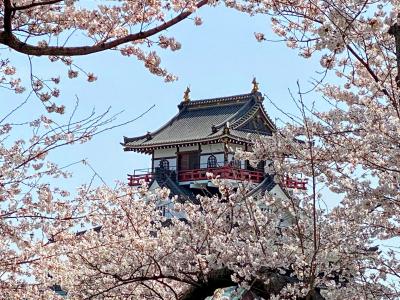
<box><xmin>123</xmin><ymin>133</ymin><xmax>253</xmax><ymax>154</ymax></box>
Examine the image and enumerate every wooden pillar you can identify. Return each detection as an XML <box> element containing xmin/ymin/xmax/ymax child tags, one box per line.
<box><xmin>176</xmin><ymin>146</ymin><xmax>179</xmax><ymax>172</ymax></box>
<box><xmin>244</xmin><ymin>143</ymin><xmax>248</xmax><ymax>170</ymax></box>
<box><xmin>198</xmin><ymin>143</ymin><xmax>202</xmax><ymax>168</ymax></box>
<box><xmin>223</xmin><ymin>138</ymin><xmax>228</xmax><ymax>165</ymax></box>
<box><xmin>151</xmin><ymin>150</ymin><xmax>154</xmax><ymax>172</ymax></box>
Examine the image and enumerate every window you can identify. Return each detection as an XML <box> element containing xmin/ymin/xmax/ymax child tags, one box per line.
<box><xmin>257</xmin><ymin>161</ymin><xmax>265</xmax><ymax>171</ymax></box>
<box><xmin>160</xmin><ymin>205</ymin><xmax>167</xmax><ymax>217</ymax></box>
<box><xmin>230</xmin><ymin>157</ymin><xmax>241</xmax><ymax>169</ymax></box>
<box><xmin>235</xmin><ymin>159</ymin><xmax>242</xmax><ymax>169</ymax></box>
<box><xmin>159</xmin><ymin>159</ymin><xmax>169</xmax><ymax>170</ymax></box>
<box><xmin>207</xmin><ymin>155</ymin><xmax>217</xmax><ymax>168</ymax></box>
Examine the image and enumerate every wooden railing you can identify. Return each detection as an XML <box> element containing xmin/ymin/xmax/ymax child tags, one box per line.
<box><xmin>127</xmin><ymin>173</ymin><xmax>154</xmax><ymax>186</ymax></box>
<box><xmin>128</xmin><ymin>167</ymin><xmax>308</xmax><ymax>190</ymax></box>
<box><xmin>178</xmin><ymin>166</ymin><xmax>264</xmax><ymax>183</ymax></box>
<box><xmin>282</xmin><ymin>175</ymin><xmax>308</xmax><ymax>190</ymax></box>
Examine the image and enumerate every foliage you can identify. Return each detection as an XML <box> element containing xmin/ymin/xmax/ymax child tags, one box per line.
<box><xmin>1</xmin><ymin>0</ymin><xmax>400</xmax><ymax>299</ymax></box>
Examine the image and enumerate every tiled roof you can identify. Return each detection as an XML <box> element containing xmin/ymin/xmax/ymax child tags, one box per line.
<box><xmin>123</xmin><ymin>91</ymin><xmax>275</xmax><ymax>152</ymax></box>
<box><xmin>245</xmin><ymin>173</ymin><xmax>276</xmax><ymax>198</ymax></box>
<box><xmin>228</xmin><ymin>129</ymin><xmax>265</xmax><ymax>142</ymax></box>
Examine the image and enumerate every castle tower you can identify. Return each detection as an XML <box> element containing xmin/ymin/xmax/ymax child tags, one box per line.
<box><xmin>122</xmin><ymin>82</ymin><xmax>306</xmax><ymax>206</ymax></box>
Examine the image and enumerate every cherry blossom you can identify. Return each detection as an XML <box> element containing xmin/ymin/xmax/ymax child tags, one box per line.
<box><xmin>1</xmin><ymin>0</ymin><xmax>400</xmax><ymax>299</ymax></box>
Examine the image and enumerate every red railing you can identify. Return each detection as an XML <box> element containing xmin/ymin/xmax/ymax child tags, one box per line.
<box><xmin>127</xmin><ymin>173</ymin><xmax>154</xmax><ymax>186</ymax></box>
<box><xmin>178</xmin><ymin>166</ymin><xmax>264</xmax><ymax>183</ymax></box>
<box><xmin>128</xmin><ymin>168</ymin><xmax>308</xmax><ymax>190</ymax></box>
<box><xmin>282</xmin><ymin>175</ymin><xmax>308</xmax><ymax>190</ymax></box>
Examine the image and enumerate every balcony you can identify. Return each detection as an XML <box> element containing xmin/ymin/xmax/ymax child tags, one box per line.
<box><xmin>178</xmin><ymin>166</ymin><xmax>264</xmax><ymax>183</ymax></box>
<box><xmin>127</xmin><ymin>168</ymin><xmax>155</xmax><ymax>186</ymax></box>
<box><xmin>127</xmin><ymin>167</ymin><xmax>307</xmax><ymax>190</ymax></box>
<box><xmin>282</xmin><ymin>174</ymin><xmax>308</xmax><ymax>190</ymax></box>
<box><xmin>127</xmin><ymin>165</ymin><xmax>264</xmax><ymax>186</ymax></box>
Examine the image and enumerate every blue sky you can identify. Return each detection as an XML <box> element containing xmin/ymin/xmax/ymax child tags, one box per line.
<box><xmin>1</xmin><ymin>6</ymin><xmax>324</xmax><ymax>188</ymax></box>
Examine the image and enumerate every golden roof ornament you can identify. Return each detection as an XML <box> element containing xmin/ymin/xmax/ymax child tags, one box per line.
<box><xmin>183</xmin><ymin>86</ymin><xmax>191</xmax><ymax>103</ymax></box>
<box><xmin>251</xmin><ymin>77</ymin><xmax>259</xmax><ymax>93</ymax></box>
<box><xmin>223</xmin><ymin>122</ymin><xmax>230</xmax><ymax>134</ymax></box>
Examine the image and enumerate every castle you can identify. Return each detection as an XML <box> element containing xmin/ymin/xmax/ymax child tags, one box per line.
<box><xmin>122</xmin><ymin>80</ymin><xmax>306</xmax><ymax>217</ymax></box>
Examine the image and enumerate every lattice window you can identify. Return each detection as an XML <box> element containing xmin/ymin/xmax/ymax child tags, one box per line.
<box><xmin>235</xmin><ymin>159</ymin><xmax>242</xmax><ymax>169</ymax></box>
<box><xmin>159</xmin><ymin>159</ymin><xmax>169</xmax><ymax>170</ymax></box>
<box><xmin>230</xmin><ymin>157</ymin><xmax>241</xmax><ymax>169</ymax></box>
<box><xmin>207</xmin><ymin>155</ymin><xmax>218</xmax><ymax>168</ymax></box>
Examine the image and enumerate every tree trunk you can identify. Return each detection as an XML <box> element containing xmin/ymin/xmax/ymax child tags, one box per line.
<box><xmin>179</xmin><ymin>268</ymin><xmax>325</xmax><ymax>300</ymax></box>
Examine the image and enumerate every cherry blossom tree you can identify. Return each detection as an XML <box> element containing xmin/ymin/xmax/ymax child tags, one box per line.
<box><xmin>45</xmin><ymin>0</ymin><xmax>400</xmax><ymax>298</ymax></box>
<box><xmin>26</xmin><ymin>138</ymin><xmax>390</xmax><ymax>300</ymax></box>
<box><xmin>244</xmin><ymin>0</ymin><xmax>400</xmax><ymax>298</ymax></box>
<box><xmin>2</xmin><ymin>0</ymin><xmax>400</xmax><ymax>299</ymax></box>
<box><xmin>1</xmin><ymin>0</ymin><xmax>397</xmax><ymax>111</ymax></box>
<box><xmin>0</xmin><ymin>0</ymin><xmax>208</xmax><ymax>111</ymax></box>
<box><xmin>0</xmin><ymin>101</ymin><xmax>152</xmax><ymax>298</ymax></box>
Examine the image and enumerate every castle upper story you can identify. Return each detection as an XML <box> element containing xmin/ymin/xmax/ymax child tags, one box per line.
<box><xmin>122</xmin><ymin>80</ymin><xmax>306</xmax><ymax>203</ymax></box>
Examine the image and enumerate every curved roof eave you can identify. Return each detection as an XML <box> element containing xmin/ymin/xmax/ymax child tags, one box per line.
<box><xmin>122</xmin><ymin>91</ymin><xmax>276</xmax><ymax>149</ymax></box>
<box><xmin>123</xmin><ymin>132</ymin><xmax>256</xmax><ymax>153</ymax></box>
<box><xmin>123</xmin><ymin>106</ymin><xmax>187</xmax><ymax>145</ymax></box>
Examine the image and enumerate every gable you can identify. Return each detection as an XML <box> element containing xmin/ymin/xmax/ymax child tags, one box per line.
<box><xmin>235</xmin><ymin>110</ymin><xmax>273</xmax><ymax>135</ymax></box>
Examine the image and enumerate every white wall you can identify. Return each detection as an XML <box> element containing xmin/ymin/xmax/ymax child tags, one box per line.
<box><xmin>154</xmin><ymin>148</ymin><xmax>176</xmax><ymax>158</ymax></box>
<box><xmin>267</xmin><ymin>184</ymin><xmax>295</xmax><ymax>228</ymax></box>
<box><xmin>228</xmin><ymin>144</ymin><xmax>245</xmax><ymax>152</ymax></box>
<box><xmin>178</xmin><ymin>145</ymin><xmax>199</xmax><ymax>152</ymax></box>
<box><xmin>151</xmin><ymin>143</ymin><xmax>247</xmax><ymax>170</ymax></box>
<box><xmin>201</xmin><ymin>143</ymin><xmax>224</xmax><ymax>153</ymax></box>
<box><xmin>269</xmin><ymin>184</ymin><xmax>288</xmax><ymax>200</ymax></box>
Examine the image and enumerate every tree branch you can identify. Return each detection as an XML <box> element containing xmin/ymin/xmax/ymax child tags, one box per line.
<box><xmin>179</xmin><ymin>268</ymin><xmax>326</xmax><ymax>300</ymax></box>
<box><xmin>0</xmin><ymin>0</ymin><xmax>208</xmax><ymax>57</ymax></box>
<box><xmin>3</xmin><ymin>0</ymin><xmax>13</xmax><ymax>33</ymax></box>
<box><xmin>11</xmin><ymin>0</ymin><xmax>63</xmax><ymax>11</ymax></box>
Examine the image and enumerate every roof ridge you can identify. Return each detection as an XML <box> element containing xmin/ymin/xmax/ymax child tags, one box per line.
<box><xmin>213</xmin><ymin>97</ymin><xmax>256</xmax><ymax>130</ymax></box>
<box><xmin>185</xmin><ymin>92</ymin><xmax>254</xmax><ymax>106</ymax></box>
<box><xmin>123</xmin><ymin>105</ymin><xmax>188</xmax><ymax>146</ymax></box>
<box><xmin>123</xmin><ymin>134</ymin><xmax>148</xmax><ymax>143</ymax></box>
